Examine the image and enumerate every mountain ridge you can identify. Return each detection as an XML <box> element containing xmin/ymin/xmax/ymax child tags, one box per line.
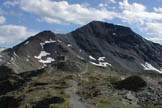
<box><xmin>0</xmin><ymin>21</ymin><xmax>162</xmax><ymax>74</ymax></box>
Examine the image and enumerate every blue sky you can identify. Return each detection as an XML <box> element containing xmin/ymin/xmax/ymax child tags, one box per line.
<box><xmin>0</xmin><ymin>0</ymin><xmax>162</xmax><ymax>47</ymax></box>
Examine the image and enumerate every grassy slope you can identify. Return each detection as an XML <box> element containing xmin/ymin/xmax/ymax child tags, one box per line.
<box><xmin>2</xmin><ymin>63</ymin><xmax>162</xmax><ymax>108</ymax></box>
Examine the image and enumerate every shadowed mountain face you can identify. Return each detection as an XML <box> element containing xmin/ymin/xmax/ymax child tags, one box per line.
<box><xmin>1</xmin><ymin>21</ymin><xmax>162</xmax><ymax>73</ymax></box>
<box><xmin>0</xmin><ymin>31</ymin><xmax>81</xmax><ymax>73</ymax></box>
<box><xmin>67</xmin><ymin>21</ymin><xmax>162</xmax><ymax>73</ymax></box>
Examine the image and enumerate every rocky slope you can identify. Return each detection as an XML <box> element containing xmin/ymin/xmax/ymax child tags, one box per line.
<box><xmin>0</xmin><ymin>31</ymin><xmax>83</xmax><ymax>73</ymax></box>
<box><xmin>0</xmin><ymin>64</ymin><xmax>162</xmax><ymax>108</ymax></box>
<box><xmin>66</xmin><ymin>21</ymin><xmax>162</xmax><ymax>73</ymax></box>
<box><xmin>1</xmin><ymin>21</ymin><xmax>162</xmax><ymax>74</ymax></box>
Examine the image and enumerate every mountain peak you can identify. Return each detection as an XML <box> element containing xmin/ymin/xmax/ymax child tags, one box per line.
<box><xmin>73</xmin><ymin>21</ymin><xmax>133</xmax><ymax>36</ymax></box>
<box><xmin>72</xmin><ymin>21</ymin><xmax>140</xmax><ymax>44</ymax></box>
<box><xmin>88</xmin><ymin>20</ymin><xmax>113</xmax><ymax>26</ymax></box>
<box><xmin>35</xmin><ymin>30</ymin><xmax>55</xmax><ymax>37</ymax></box>
<box><xmin>88</xmin><ymin>20</ymin><xmax>131</xmax><ymax>30</ymax></box>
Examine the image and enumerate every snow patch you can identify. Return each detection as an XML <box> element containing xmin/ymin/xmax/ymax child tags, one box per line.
<box><xmin>160</xmin><ymin>68</ymin><xmax>162</xmax><ymax>73</ymax></box>
<box><xmin>90</xmin><ymin>61</ymin><xmax>111</xmax><ymax>67</ymax></box>
<box><xmin>77</xmin><ymin>55</ymin><xmax>84</xmax><ymax>60</ymax></box>
<box><xmin>11</xmin><ymin>57</ymin><xmax>14</xmax><ymax>61</ymax></box>
<box><xmin>89</xmin><ymin>56</ymin><xmax>112</xmax><ymax>67</ymax></box>
<box><xmin>41</xmin><ymin>64</ymin><xmax>47</xmax><ymax>69</ymax></box>
<box><xmin>34</xmin><ymin>51</ymin><xmax>50</xmax><ymax>59</ymax></box>
<box><xmin>98</xmin><ymin>57</ymin><xmax>106</xmax><ymax>61</ymax></box>
<box><xmin>40</xmin><ymin>39</ymin><xmax>56</xmax><ymax>48</ymax></box>
<box><xmin>141</xmin><ymin>62</ymin><xmax>162</xmax><ymax>74</ymax></box>
<box><xmin>44</xmin><ymin>39</ymin><xmax>56</xmax><ymax>44</ymax></box>
<box><xmin>24</xmin><ymin>41</ymin><xmax>29</xmax><ymax>45</ymax></box>
<box><xmin>13</xmin><ymin>52</ymin><xmax>19</xmax><ymax>57</ymax></box>
<box><xmin>34</xmin><ymin>50</ymin><xmax>55</xmax><ymax>67</ymax></box>
<box><xmin>67</xmin><ymin>44</ymin><xmax>72</xmax><ymax>47</ymax></box>
<box><xmin>89</xmin><ymin>55</ymin><xmax>96</xmax><ymax>60</ymax></box>
<box><xmin>79</xmin><ymin>49</ymin><xmax>82</xmax><ymax>53</ymax></box>
<box><xmin>38</xmin><ymin>57</ymin><xmax>55</xmax><ymax>64</ymax></box>
<box><xmin>57</xmin><ymin>40</ymin><xmax>62</xmax><ymax>43</ymax></box>
<box><xmin>26</xmin><ymin>58</ymin><xmax>29</xmax><ymax>62</ymax></box>
<box><xmin>113</xmin><ymin>33</ymin><xmax>116</xmax><ymax>35</ymax></box>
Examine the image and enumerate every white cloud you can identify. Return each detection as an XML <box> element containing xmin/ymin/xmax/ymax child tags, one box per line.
<box><xmin>19</xmin><ymin>0</ymin><xmax>117</xmax><ymax>25</ymax></box>
<box><xmin>99</xmin><ymin>3</ymin><xmax>108</xmax><ymax>8</ymax></box>
<box><xmin>0</xmin><ymin>16</ymin><xmax>6</xmax><ymax>24</ymax></box>
<box><xmin>110</xmin><ymin>0</ymin><xmax>117</xmax><ymax>3</ymax></box>
<box><xmin>145</xmin><ymin>22</ymin><xmax>162</xmax><ymax>44</ymax></box>
<box><xmin>101</xmin><ymin>0</ymin><xmax>117</xmax><ymax>4</ymax></box>
<box><xmin>119</xmin><ymin>0</ymin><xmax>162</xmax><ymax>24</ymax></box>
<box><xmin>154</xmin><ymin>7</ymin><xmax>162</xmax><ymax>13</ymax></box>
<box><xmin>118</xmin><ymin>0</ymin><xmax>162</xmax><ymax>44</ymax></box>
<box><xmin>2</xmin><ymin>0</ymin><xmax>162</xmax><ymax>45</ymax></box>
<box><xmin>3</xmin><ymin>0</ymin><xmax>19</xmax><ymax>7</ymax></box>
<box><xmin>0</xmin><ymin>24</ymin><xmax>35</xmax><ymax>46</ymax></box>
<box><xmin>0</xmin><ymin>8</ymin><xmax>36</xmax><ymax>46</ymax></box>
<box><xmin>20</xmin><ymin>0</ymin><xmax>162</xmax><ymax>43</ymax></box>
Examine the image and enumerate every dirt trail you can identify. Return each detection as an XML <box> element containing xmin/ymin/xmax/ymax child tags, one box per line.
<box><xmin>65</xmin><ymin>80</ymin><xmax>87</xmax><ymax>108</ymax></box>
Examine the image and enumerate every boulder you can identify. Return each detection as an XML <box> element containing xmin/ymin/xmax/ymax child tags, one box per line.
<box><xmin>0</xmin><ymin>66</ymin><xmax>25</xmax><ymax>95</ymax></box>
<box><xmin>114</xmin><ymin>76</ymin><xmax>147</xmax><ymax>91</ymax></box>
<box><xmin>0</xmin><ymin>96</ymin><xmax>21</xmax><ymax>108</ymax></box>
<box><xmin>33</xmin><ymin>96</ymin><xmax>65</xmax><ymax>108</ymax></box>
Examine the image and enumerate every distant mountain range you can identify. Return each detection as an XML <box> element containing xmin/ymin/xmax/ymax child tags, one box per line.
<box><xmin>0</xmin><ymin>21</ymin><xmax>162</xmax><ymax>74</ymax></box>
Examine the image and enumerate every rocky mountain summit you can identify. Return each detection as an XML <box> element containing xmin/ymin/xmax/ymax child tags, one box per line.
<box><xmin>0</xmin><ymin>21</ymin><xmax>162</xmax><ymax>108</ymax></box>
<box><xmin>1</xmin><ymin>21</ymin><xmax>162</xmax><ymax>74</ymax></box>
<box><xmin>67</xmin><ymin>21</ymin><xmax>162</xmax><ymax>73</ymax></box>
